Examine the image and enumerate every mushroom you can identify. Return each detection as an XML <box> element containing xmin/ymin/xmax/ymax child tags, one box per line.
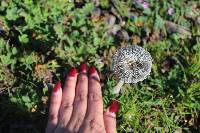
<box><xmin>112</xmin><ymin>45</ymin><xmax>152</xmax><ymax>94</ymax></box>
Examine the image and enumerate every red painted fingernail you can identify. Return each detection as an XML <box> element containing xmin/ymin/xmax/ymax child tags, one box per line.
<box><xmin>68</xmin><ymin>67</ymin><xmax>77</xmax><ymax>77</ymax></box>
<box><xmin>89</xmin><ymin>66</ymin><xmax>96</xmax><ymax>75</ymax></box>
<box><xmin>109</xmin><ymin>100</ymin><xmax>120</xmax><ymax>114</ymax></box>
<box><xmin>53</xmin><ymin>81</ymin><xmax>61</xmax><ymax>93</ymax></box>
<box><xmin>80</xmin><ymin>63</ymin><xmax>87</xmax><ymax>73</ymax></box>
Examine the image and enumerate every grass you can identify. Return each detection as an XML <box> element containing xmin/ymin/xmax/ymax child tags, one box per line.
<box><xmin>0</xmin><ymin>0</ymin><xmax>200</xmax><ymax>132</ymax></box>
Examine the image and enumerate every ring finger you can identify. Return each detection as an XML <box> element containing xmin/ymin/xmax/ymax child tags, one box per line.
<box><xmin>66</xmin><ymin>63</ymin><xmax>88</xmax><ymax>132</ymax></box>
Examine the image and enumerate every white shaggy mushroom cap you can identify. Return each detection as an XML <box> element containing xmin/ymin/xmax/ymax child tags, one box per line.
<box><xmin>112</xmin><ymin>45</ymin><xmax>152</xmax><ymax>83</ymax></box>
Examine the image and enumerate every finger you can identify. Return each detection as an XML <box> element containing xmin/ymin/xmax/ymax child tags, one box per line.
<box><xmin>104</xmin><ymin>101</ymin><xmax>119</xmax><ymax>133</ymax></box>
<box><xmin>81</xmin><ymin>66</ymin><xmax>105</xmax><ymax>133</ymax></box>
<box><xmin>67</xmin><ymin>63</ymin><xmax>88</xmax><ymax>132</ymax></box>
<box><xmin>55</xmin><ymin>67</ymin><xmax>77</xmax><ymax>130</ymax></box>
<box><xmin>45</xmin><ymin>81</ymin><xmax>62</xmax><ymax>133</ymax></box>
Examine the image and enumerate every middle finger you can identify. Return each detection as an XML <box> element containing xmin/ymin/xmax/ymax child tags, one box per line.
<box><xmin>81</xmin><ymin>66</ymin><xmax>105</xmax><ymax>133</ymax></box>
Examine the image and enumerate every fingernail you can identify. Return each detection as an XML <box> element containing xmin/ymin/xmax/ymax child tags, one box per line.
<box><xmin>68</xmin><ymin>67</ymin><xmax>77</xmax><ymax>77</ymax></box>
<box><xmin>53</xmin><ymin>81</ymin><xmax>61</xmax><ymax>93</ymax></box>
<box><xmin>109</xmin><ymin>100</ymin><xmax>120</xmax><ymax>114</ymax></box>
<box><xmin>80</xmin><ymin>63</ymin><xmax>87</xmax><ymax>73</ymax></box>
<box><xmin>88</xmin><ymin>66</ymin><xmax>96</xmax><ymax>75</ymax></box>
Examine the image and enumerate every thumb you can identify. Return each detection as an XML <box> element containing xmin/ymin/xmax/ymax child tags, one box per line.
<box><xmin>104</xmin><ymin>100</ymin><xmax>120</xmax><ymax>133</ymax></box>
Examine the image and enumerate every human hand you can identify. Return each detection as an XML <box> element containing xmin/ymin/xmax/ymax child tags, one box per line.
<box><xmin>46</xmin><ymin>64</ymin><xmax>119</xmax><ymax>133</ymax></box>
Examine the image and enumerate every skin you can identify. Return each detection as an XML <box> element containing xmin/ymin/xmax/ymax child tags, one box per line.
<box><xmin>46</xmin><ymin>67</ymin><xmax>117</xmax><ymax>133</ymax></box>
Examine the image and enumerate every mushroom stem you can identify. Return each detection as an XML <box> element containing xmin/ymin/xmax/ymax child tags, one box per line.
<box><xmin>112</xmin><ymin>80</ymin><xmax>124</xmax><ymax>94</ymax></box>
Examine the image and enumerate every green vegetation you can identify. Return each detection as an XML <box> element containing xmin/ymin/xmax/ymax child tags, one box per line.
<box><xmin>0</xmin><ymin>0</ymin><xmax>200</xmax><ymax>132</ymax></box>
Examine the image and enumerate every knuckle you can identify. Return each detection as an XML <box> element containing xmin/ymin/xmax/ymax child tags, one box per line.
<box><xmin>68</xmin><ymin>113</ymin><xmax>85</xmax><ymax>132</ymax></box>
<box><xmin>88</xmin><ymin>92</ymin><xmax>102</xmax><ymax>102</ymax></box>
<box><xmin>49</xmin><ymin>113</ymin><xmax>57</xmax><ymax>121</ymax></box>
<box><xmin>104</xmin><ymin>113</ymin><xmax>116</xmax><ymax>119</ymax></box>
<box><xmin>84</xmin><ymin>117</ymin><xmax>105</xmax><ymax>132</ymax></box>
<box><xmin>61</xmin><ymin>101</ymin><xmax>73</xmax><ymax>110</ymax></box>
<box><xmin>74</xmin><ymin>113</ymin><xmax>85</xmax><ymax>129</ymax></box>
<box><xmin>74</xmin><ymin>92</ymin><xmax>87</xmax><ymax>102</ymax></box>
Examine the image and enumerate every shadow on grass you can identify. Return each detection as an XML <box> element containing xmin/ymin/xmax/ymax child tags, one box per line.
<box><xmin>0</xmin><ymin>93</ymin><xmax>47</xmax><ymax>133</ymax></box>
<box><xmin>0</xmin><ymin>65</ymin><xmax>71</xmax><ymax>133</ymax></box>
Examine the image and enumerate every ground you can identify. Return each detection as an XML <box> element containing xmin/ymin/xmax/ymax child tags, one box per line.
<box><xmin>0</xmin><ymin>0</ymin><xmax>200</xmax><ymax>133</ymax></box>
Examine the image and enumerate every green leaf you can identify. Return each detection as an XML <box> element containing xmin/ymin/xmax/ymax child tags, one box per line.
<box><xmin>80</xmin><ymin>3</ymin><xmax>94</xmax><ymax>14</ymax></box>
<box><xmin>10</xmin><ymin>97</ymin><xmax>17</xmax><ymax>103</ymax></box>
<box><xmin>100</xmin><ymin>0</ymin><xmax>109</xmax><ymax>9</ymax></box>
<box><xmin>54</xmin><ymin>24</ymin><xmax>65</xmax><ymax>39</ymax></box>
<box><xmin>0</xmin><ymin>55</ymin><xmax>12</xmax><ymax>65</ymax></box>
<box><xmin>22</xmin><ymin>96</ymin><xmax>31</xmax><ymax>103</ymax></box>
<box><xmin>43</xmin><ymin>87</ymin><xmax>48</xmax><ymax>95</ymax></box>
<box><xmin>25</xmin><ymin>55</ymin><xmax>34</xmax><ymax>65</ymax></box>
<box><xmin>154</xmin><ymin>15</ymin><xmax>164</xmax><ymax>31</ymax></box>
<box><xmin>19</xmin><ymin>34</ymin><xmax>29</xmax><ymax>44</ymax></box>
<box><xmin>12</xmin><ymin>47</ymin><xmax>17</xmax><ymax>55</ymax></box>
<box><xmin>143</xmin><ymin>8</ymin><xmax>151</xmax><ymax>15</ymax></box>
<box><xmin>6</xmin><ymin>7</ymin><xmax>19</xmax><ymax>21</ymax></box>
<box><xmin>0</xmin><ymin>1</ymin><xmax>8</xmax><ymax>11</ymax></box>
<box><xmin>0</xmin><ymin>39</ymin><xmax>5</xmax><ymax>49</ymax></box>
<box><xmin>93</xmin><ymin>31</ymin><xmax>100</xmax><ymax>46</ymax></box>
<box><xmin>24</xmin><ymin>0</ymin><xmax>33</xmax><ymax>5</ymax></box>
<box><xmin>25</xmin><ymin>102</ymin><xmax>32</xmax><ymax>109</ymax></box>
<box><xmin>1</xmin><ymin>1</ymin><xmax>8</xmax><ymax>7</ymax></box>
